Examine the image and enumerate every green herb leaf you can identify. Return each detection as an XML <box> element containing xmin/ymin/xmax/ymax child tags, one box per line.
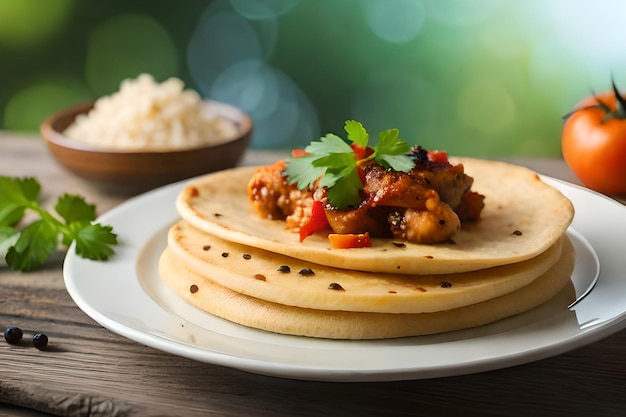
<box><xmin>0</xmin><ymin>226</ymin><xmax>19</xmax><ymax>263</ymax></box>
<box><xmin>69</xmin><ymin>222</ymin><xmax>117</xmax><ymax>261</ymax></box>
<box><xmin>0</xmin><ymin>176</ymin><xmax>118</xmax><ymax>271</ymax></box>
<box><xmin>373</xmin><ymin>129</ymin><xmax>413</xmax><ymax>170</ymax></box>
<box><xmin>309</xmin><ymin>133</ymin><xmax>353</xmax><ymax>154</ymax></box>
<box><xmin>375</xmin><ymin>128</ymin><xmax>409</xmax><ymax>157</ymax></box>
<box><xmin>324</xmin><ymin>167</ymin><xmax>363</xmax><ymax>210</ymax></box>
<box><xmin>0</xmin><ymin>226</ymin><xmax>18</xmax><ymax>243</ymax></box>
<box><xmin>285</xmin><ymin>120</ymin><xmax>415</xmax><ymax>209</ymax></box>
<box><xmin>0</xmin><ymin>176</ymin><xmax>40</xmax><ymax>205</ymax></box>
<box><xmin>6</xmin><ymin>219</ymin><xmax>59</xmax><ymax>271</ymax></box>
<box><xmin>344</xmin><ymin>120</ymin><xmax>369</xmax><ymax>147</ymax></box>
<box><xmin>285</xmin><ymin>154</ymin><xmax>326</xmax><ymax>190</ymax></box>
<box><xmin>55</xmin><ymin>194</ymin><xmax>97</xmax><ymax>223</ymax></box>
<box><xmin>0</xmin><ymin>176</ymin><xmax>40</xmax><ymax>226</ymax></box>
<box><xmin>0</xmin><ymin>204</ymin><xmax>25</xmax><ymax>228</ymax></box>
<box><xmin>378</xmin><ymin>153</ymin><xmax>416</xmax><ymax>172</ymax></box>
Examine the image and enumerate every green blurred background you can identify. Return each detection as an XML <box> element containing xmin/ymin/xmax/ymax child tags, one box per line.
<box><xmin>1</xmin><ymin>0</ymin><xmax>623</xmax><ymax>156</ymax></box>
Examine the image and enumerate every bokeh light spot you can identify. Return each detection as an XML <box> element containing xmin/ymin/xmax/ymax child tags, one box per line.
<box><xmin>210</xmin><ymin>59</ymin><xmax>279</xmax><ymax>120</ymax></box>
<box><xmin>456</xmin><ymin>79</ymin><xmax>515</xmax><ymax>136</ymax></box>
<box><xmin>229</xmin><ymin>0</ymin><xmax>299</xmax><ymax>20</ymax></box>
<box><xmin>86</xmin><ymin>14</ymin><xmax>178</xmax><ymax>96</ymax></box>
<box><xmin>363</xmin><ymin>0</ymin><xmax>426</xmax><ymax>43</ymax></box>
<box><xmin>3</xmin><ymin>78</ymin><xmax>90</xmax><ymax>131</ymax></box>
<box><xmin>425</xmin><ymin>0</ymin><xmax>503</xmax><ymax>26</ymax></box>
<box><xmin>480</xmin><ymin>22</ymin><xmax>526</xmax><ymax>61</ymax></box>
<box><xmin>249</xmin><ymin>16</ymin><xmax>280</xmax><ymax>60</ymax></box>
<box><xmin>211</xmin><ymin>61</ymin><xmax>319</xmax><ymax>148</ymax></box>
<box><xmin>545</xmin><ymin>0</ymin><xmax>626</xmax><ymax>67</ymax></box>
<box><xmin>350</xmin><ymin>70</ymin><xmax>440</xmax><ymax>147</ymax></box>
<box><xmin>527</xmin><ymin>40</ymin><xmax>586</xmax><ymax>110</ymax></box>
<box><xmin>187</xmin><ymin>9</ymin><xmax>262</xmax><ymax>97</ymax></box>
<box><xmin>0</xmin><ymin>0</ymin><xmax>73</xmax><ymax>49</ymax></box>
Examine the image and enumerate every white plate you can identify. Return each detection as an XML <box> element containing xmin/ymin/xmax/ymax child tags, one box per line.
<box><xmin>64</xmin><ymin>176</ymin><xmax>626</xmax><ymax>382</ymax></box>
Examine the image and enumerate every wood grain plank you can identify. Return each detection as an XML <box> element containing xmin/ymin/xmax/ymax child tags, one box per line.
<box><xmin>3</xmin><ymin>252</ymin><xmax>626</xmax><ymax>417</ymax></box>
<box><xmin>2</xmin><ymin>135</ymin><xmax>626</xmax><ymax>417</ymax></box>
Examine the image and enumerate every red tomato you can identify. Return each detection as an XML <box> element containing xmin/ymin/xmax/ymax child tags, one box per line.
<box><xmin>328</xmin><ymin>232</ymin><xmax>372</xmax><ymax>249</ymax></box>
<box><xmin>561</xmin><ymin>88</ymin><xmax>626</xmax><ymax>195</ymax></box>
<box><xmin>299</xmin><ymin>200</ymin><xmax>330</xmax><ymax>242</ymax></box>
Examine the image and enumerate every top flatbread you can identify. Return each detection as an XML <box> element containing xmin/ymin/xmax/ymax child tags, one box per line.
<box><xmin>176</xmin><ymin>158</ymin><xmax>574</xmax><ymax>275</ymax></box>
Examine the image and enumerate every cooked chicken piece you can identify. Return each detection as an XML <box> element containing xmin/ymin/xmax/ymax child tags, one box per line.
<box><xmin>454</xmin><ymin>190</ymin><xmax>485</xmax><ymax>222</ymax></box>
<box><xmin>248</xmin><ymin>161</ymin><xmax>289</xmax><ymax>220</ymax></box>
<box><xmin>324</xmin><ymin>164</ymin><xmax>440</xmax><ymax>237</ymax></box>
<box><xmin>322</xmin><ymin>201</ymin><xmax>393</xmax><ymax>237</ymax></box>
<box><xmin>248</xmin><ymin>147</ymin><xmax>484</xmax><ymax>244</ymax></box>
<box><xmin>324</xmin><ymin>167</ymin><xmax>462</xmax><ymax>243</ymax></box>
<box><xmin>388</xmin><ymin>196</ymin><xmax>460</xmax><ymax>243</ymax></box>
<box><xmin>283</xmin><ymin>190</ymin><xmax>314</xmax><ymax>230</ymax></box>
<box><xmin>247</xmin><ymin>160</ymin><xmax>313</xmax><ymax>230</ymax></box>
<box><xmin>362</xmin><ymin>164</ymin><xmax>437</xmax><ymax>209</ymax></box>
<box><xmin>407</xmin><ymin>146</ymin><xmax>474</xmax><ymax>209</ymax></box>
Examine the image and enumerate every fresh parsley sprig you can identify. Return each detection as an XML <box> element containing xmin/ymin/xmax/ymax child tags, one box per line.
<box><xmin>0</xmin><ymin>176</ymin><xmax>118</xmax><ymax>271</ymax></box>
<box><xmin>286</xmin><ymin>120</ymin><xmax>414</xmax><ymax>210</ymax></box>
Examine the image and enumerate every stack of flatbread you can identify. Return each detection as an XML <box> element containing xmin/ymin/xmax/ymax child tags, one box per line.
<box><xmin>159</xmin><ymin>158</ymin><xmax>576</xmax><ymax>339</ymax></box>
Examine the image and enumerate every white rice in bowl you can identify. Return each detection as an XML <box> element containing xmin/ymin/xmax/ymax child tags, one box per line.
<box><xmin>64</xmin><ymin>74</ymin><xmax>240</xmax><ymax>150</ymax></box>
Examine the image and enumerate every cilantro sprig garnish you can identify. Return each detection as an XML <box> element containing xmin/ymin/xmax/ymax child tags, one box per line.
<box><xmin>285</xmin><ymin>120</ymin><xmax>414</xmax><ymax>210</ymax></box>
<box><xmin>0</xmin><ymin>176</ymin><xmax>118</xmax><ymax>271</ymax></box>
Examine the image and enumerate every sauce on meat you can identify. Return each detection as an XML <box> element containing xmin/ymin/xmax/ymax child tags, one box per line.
<box><xmin>247</xmin><ymin>146</ymin><xmax>484</xmax><ymax>244</ymax></box>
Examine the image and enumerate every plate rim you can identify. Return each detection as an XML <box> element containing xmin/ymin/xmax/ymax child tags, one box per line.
<box><xmin>63</xmin><ymin>174</ymin><xmax>626</xmax><ymax>382</ymax></box>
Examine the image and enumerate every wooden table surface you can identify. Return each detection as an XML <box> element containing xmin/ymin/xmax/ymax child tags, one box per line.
<box><xmin>1</xmin><ymin>133</ymin><xmax>626</xmax><ymax>417</ymax></box>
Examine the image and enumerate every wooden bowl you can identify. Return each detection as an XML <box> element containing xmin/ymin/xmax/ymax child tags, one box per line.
<box><xmin>41</xmin><ymin>100</ymin><xmax>253</xmax><ymax>196</ymax></box>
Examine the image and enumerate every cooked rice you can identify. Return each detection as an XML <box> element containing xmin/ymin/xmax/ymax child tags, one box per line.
<box><xmin>64</xmin><ymin>74</ymin><xmax>238</xmax><ymax>150</ymax></box>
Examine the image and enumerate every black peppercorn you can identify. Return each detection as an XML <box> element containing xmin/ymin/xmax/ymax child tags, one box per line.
<box><xmin>32</xmin><ymin>333</ymin><xmax>48</xmax><ymax>350</ymax></box>
<box><xmin>4</xmin><ymin>326</ymin><xmax>23</xmax><ymax>344</ymax></box>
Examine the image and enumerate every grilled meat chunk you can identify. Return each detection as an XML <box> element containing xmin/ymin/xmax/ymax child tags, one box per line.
<box><xmin>248</xmin><ymin>148</ymin><xmax>484</xmax><ymax>244</ymax></box>
<box><xmin>407</xmin><ymin>146</ymin><xmax>474</xmax><ymax>208</ymax></box>
<box><xmin>248</xmin><ymin>160</ymin><xmax>314</xmax><ymax>230</ymax></box>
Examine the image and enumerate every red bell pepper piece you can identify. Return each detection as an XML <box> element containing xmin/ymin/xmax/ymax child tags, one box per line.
<box><xmin>291</xmin><ymin>148</ymin><xmax>309</xmax><ymax>158</ymax></box>
<box><xmin>350</xmin><ymin>143</ymin><xmax>368</xmax><ymax>161</ymax></box>
<box><xmin>350</xmin><ymin>143</ymin><xmax>373</xmax><ymax>185</ymax></box>
<box><xmin>299</xmin><ymin>200</ymin><xmax>330</xmax><ymax>242</ymax></box>
<box><xmin>328</xmin><ymin>232</ymin><xmax>372</xmax><ymax>249</ymax></box>
<box><xmin>427</xmin><ymin>149</ymin><xmax>449</xmax><ymax>164</ymax></box>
